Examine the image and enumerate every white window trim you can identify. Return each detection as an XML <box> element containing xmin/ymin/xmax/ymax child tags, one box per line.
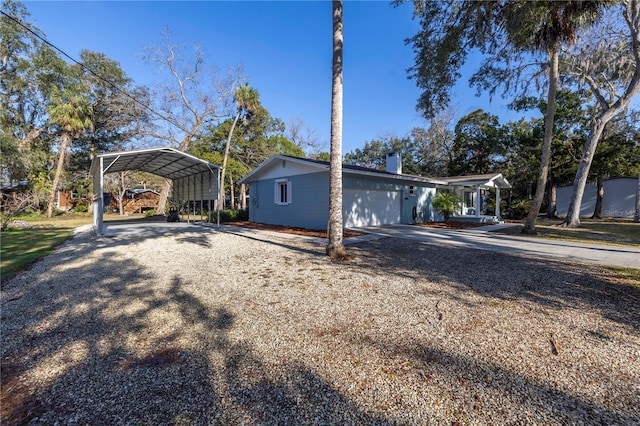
<box><xmin>274</xmin><ymin>179</ymin><xmax>292</xmax><ymax>205</ymax></box>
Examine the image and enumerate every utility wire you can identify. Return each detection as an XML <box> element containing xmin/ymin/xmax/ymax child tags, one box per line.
<box><xmin>1</xmin><ymin>10</ymin><xmax>193</xmax><ymax>136</ymax></box>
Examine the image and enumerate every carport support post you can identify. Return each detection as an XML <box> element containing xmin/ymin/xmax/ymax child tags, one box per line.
<box><xmin>217</xmin><ymin>168</ymin><xmax>220</xmax><ymax>228</ymax></box>
<box><xmin>475</xmin><ymin>186</ymin><xmax>481</xmax><ymax>218</ymax></box>
<box><xmin>496</xmin><ymin>188</ymin><xmax>501</xmax><ymax>221</ymax></box>
<box><xmin>93</xmin><ymin>156</ymin><xmax>104</xmax><ymax>235</ymax></box>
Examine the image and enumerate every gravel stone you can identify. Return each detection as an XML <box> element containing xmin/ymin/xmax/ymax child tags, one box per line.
<box><xmin>1</xmin><ymin>227</ymin><xmax>639</xmax><ymax>425</ymax></box>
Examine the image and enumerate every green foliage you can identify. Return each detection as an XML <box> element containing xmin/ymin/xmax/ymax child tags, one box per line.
<box><xmin>507</xmin><ymin>200</ymin><xmax>531</xmax><ymax>220</ymax></box>
<box><xmin>314</xmin><ymin>152</ymin><xmax>331</xmax><ymax>162</ymax></box>
<box><xmin>448</xmin><ymin>109</ymin><xmax>507</xmax><ymax>176</ymax></box>
<box><xmin>0</xmin><ymin>227</ymin><xmax>73</xmax><ymax>281</ymax></box>
<box><xmin>344</xmin><ymin>135</ymin><xmax>422</xmax><ymax>175</ymax></box>
<box><xmin>209</xmin><ymin>209</ymin><xmax>249</xmax><ymax>223</ymax></box>
<box><xmin>144</xmin><ymin>209</ymin><xmax>156</xmax><ymax>217</ymax></box>
<box><xmin>431</xmin><ymin>192</ymin><xmax>461</xmax><ymax>222</ymax></box>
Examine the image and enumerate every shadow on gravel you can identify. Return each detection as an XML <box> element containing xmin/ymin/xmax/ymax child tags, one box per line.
<box><xmin>348</xmin><ymin>238</ymin><xmax>640</xmax><ymax>332</ymax></box>
<box><xmin>0</xmin><ymin>234</ymin><xmax>389</xmax><ymax>425</ymax></box>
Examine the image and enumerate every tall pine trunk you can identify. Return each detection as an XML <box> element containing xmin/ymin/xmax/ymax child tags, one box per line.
<box><xmin>326</xmin><ymin>0</ymin><xmax>347</xmax><ymax>259</ymax></box>
<box><xmin>46</xmin><ymin>131</ymin><xmax>72</xmax><ymax>218</ymax></box>
<box><xmin>522</xmin><ymin>45</ymin><xmax>559</xmax><ymax>234</ymax></box>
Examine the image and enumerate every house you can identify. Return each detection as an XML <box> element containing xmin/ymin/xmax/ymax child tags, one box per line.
<box><xmin>238</xmin><ymin>153</ymin><xmax>511</xmax><ymax>229</ymax></box>
<box><xmin>109</xmin><ymin>189</ymin><xmax>161</xmax><ymax>214</ymax></box>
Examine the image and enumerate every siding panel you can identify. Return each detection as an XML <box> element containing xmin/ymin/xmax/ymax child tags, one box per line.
<box><xmin>249</xmin><ymin>172</ymin><xmax>329</xmax><ymax>229</ymax></box>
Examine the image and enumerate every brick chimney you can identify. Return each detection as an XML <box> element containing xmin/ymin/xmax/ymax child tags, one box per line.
<box><xmin>386</xmin><ymin>151</ymin><xmax>402</xmax><ymax>174</ymax></box>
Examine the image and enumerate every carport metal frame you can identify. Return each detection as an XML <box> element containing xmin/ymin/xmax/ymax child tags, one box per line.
<box><xmin>91</xmin><ymin>147</ymin><xmax>221</xmax><ymax>236</ymax></box>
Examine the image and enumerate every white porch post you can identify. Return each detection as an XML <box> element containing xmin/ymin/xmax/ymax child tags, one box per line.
<box><xmin>475</xmin><ymin>186</ymin><xmax>481</xmax><ymax>218</ymax></box>
<box><xmin>496</xmin><ymin>188</ymin><xmax>501</xmax><ymax>220</ymax></box>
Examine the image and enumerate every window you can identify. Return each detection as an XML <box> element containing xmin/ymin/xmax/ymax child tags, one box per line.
<box><xmin>274</xmin><ymin>179</ymin><xmax>292</xmax><ymax>205</ymax></box>
<box><xmin>409</xmin><ymin>185</ymin><xmax>416</xmax><ymax>196</ymax></box>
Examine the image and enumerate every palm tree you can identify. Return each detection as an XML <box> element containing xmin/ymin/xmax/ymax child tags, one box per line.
<box><xmin>326</xmin><ymin>0</ymin><xmax>347</xmax><ymax>259</ymax></box>
<box><xmin>432</xmin><ymin>192</ymin><xmax>461</xmax><ymax>222</ymax></box>
<box><xmin>46</xmin><ymin>84</ymin><xmax>93</xmax><ymax>218</ymax></box>
<box><xmin>509</xmin><ymin>1</ymin><xmax>603</xmax><ymax>234</ymax></box>
<box><xmin>220</xmin><ymin>84</ymin><xmax>260</xmax><ymax>210</ymax></box>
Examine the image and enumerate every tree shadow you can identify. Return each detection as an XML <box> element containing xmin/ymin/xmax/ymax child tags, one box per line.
<box><xmin>1</xmin><ymin>234</ymin><xmax>388</xmax><ymax>424</ymax></box>
<box><xmin>346</xmin><ymin>237</ymin><xmax>640</xmax><ymax>332</ymax></box>
<box><xmin>347</xmin><ymin>332</ymin><xmax>639</xmax><ymax>424</ymax></box>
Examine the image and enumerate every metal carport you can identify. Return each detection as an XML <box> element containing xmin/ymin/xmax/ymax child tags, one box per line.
<box><xmin>90</xmin><ymin>147</ymin><xmax>220</xmax><ymax>236</ymax></box>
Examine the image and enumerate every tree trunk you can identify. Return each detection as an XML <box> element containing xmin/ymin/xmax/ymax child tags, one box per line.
<box><xmin>118</xmin><ymin>172</ymin><xmax>125</xmax><ymax>216</ymax></box>
<box><xmin>562</xmin><ymin>118</ymin><xmax>608</xmax><ymax>227</ymax></box>
<box><xmin>326</xmin><ymin>0</ymin><xmax>347</xmax><ymax>259</ymax></box>
<box><xmin>240</xmin><ymin>183</ymin><xmax>247</xmax><ymax>210</ymax></box>
<box><xmin>522</xmin><ymin>46</ymin><xmax>559</xmax><ymax>235</ymax></box>
<box><xmin>547</xmin><ymin>182</ymin><xmax>557</xmax><ymax>219</ymax></box>
<box><xmin>46</xmin><ymin>131</ymin><xmax>72</xmax><ymax>218</ymax></box>
<box><xmin>157</xmin><ymin>179</ymin><xmax>171</xmax><ymax>214</ymax></box>
<box><xmin>221</xmin><ymin>111</ymin><xmax>241</xmax><ymax>210</ymax></box>
<box><xmin>591</xmin><ymin>175</ymin><xmax>604</xmax><ymax>219</ymax></box>
<box><xmin>229</xmin><ymin>173</ymin><xmax>235</xmax><ymax>209</ymax></box>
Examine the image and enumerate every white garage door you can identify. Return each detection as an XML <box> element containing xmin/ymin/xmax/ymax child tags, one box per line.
<box><xmin>343</xmin><ymin>188</ymin><xmax>401</xmax><ymax>228</ymax></box>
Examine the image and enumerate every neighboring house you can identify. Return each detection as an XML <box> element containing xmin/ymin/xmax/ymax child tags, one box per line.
<box><xmin>238</xmin><ymin>153</ymin><xmax>511</xmax><ymax>229</ymax></box>
<box><xmin>56</xmin><ymin>190</ymin><xmax>74</xmax><ymax>211</ymax></box>
<box><xmin>556</xmin><ymin>177</ymin><xmax>639</xmax><ymax>218</ymax></box>
<box><xmin>109</xmin><ymin>188</ymin><xmax>160</xmax><ymax>214</ymax></box>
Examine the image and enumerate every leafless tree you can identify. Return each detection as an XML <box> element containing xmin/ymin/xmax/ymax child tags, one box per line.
<box><xmin>142</xmin><ymin>29</ymin><xmax>244</xmax><ymax>212</ymax></box>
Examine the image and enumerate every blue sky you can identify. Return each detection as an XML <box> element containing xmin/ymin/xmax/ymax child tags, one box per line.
<box><xmin>23</xmin><ymin>1</ymin><xmax>531</xmax><ymax>154</ymax></box>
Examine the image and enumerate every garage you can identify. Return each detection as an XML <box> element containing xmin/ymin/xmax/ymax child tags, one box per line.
<box><xmin>343</xmin><ymin>188</ymin><xmax>402</xmax><ymax>228</ymax></box>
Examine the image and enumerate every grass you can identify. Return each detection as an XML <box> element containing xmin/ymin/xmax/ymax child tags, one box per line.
<box><xmin>497</xmin><ymin>218</ymin><xmax>640</xmax><ymax>246</ymax></box>
<box><xmin>1</xmin><ymin>212</ymin><xmax>146</xmax><ymax>282</ymax></box>
<box><xmin>1</xmin><ymin>228</ymin><xmax>74</xmax><ymax>282</ymax></box>
<box><xmin>604</xmin><ymin>266</ymin><xmax>640</xmax><ymax>287</ymax></box>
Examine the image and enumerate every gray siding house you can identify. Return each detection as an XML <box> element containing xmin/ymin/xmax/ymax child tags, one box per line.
<box><xmin>238</xmin><ymin>154</ymin><xmax>445</xmax><ymax>229</ymax></box>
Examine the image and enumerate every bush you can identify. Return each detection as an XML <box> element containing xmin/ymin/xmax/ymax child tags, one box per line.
<box><xmin>432</xmin><ymin>192</ymin><xmax>462</xmax><ymax>222</ymax></box>
<box><xmin>507</xmin><ymin>200</ymin><xmax>530</xmax><ymax>220</ymax></box>
<box><xmin>209</xmin><ymin>209</ymin><xmax>248</xmax><ymax>223</ymax></box>
<box><xmin>74</xmin><ymin>204</ymin><xmax>89</xmax><ymax>213</ymax></box>
<box><xmin>144</xmin><ymin>209</ymin><xmax>156</xmax><ymax>217</ymax></box>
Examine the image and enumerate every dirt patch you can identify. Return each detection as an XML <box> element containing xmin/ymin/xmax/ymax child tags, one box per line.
<box><xmin>224</xmin><ymin>221</ymin><xmax>365</xmax><ymax>239</ymax></box>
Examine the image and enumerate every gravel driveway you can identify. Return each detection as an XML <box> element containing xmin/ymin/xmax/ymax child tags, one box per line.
<box><xmin>1</xmin><ymin>226</ymin><xmax>639</xmax><ymax>425</ymax></box>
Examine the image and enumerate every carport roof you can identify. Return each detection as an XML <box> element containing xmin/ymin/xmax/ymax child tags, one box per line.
<box><xmin>90</xmin><ymin>147</ymin><xmax>220</xmax><ymax>180</ymax></box>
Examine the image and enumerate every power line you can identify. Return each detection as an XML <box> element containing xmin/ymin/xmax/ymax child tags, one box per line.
<box><xmin>1</xmin><ymin>9</ymin><xmax>193</xmax><ymax>136</ymax></box>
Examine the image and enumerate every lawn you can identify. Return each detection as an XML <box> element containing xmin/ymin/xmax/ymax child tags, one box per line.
<box><xmin>1</xmin><ymin>228</ymin><xmax>74</xmax><ymax>282</ymax></box>
<box><xmin>497</xmin><ymin>218</ymin><xmax>640</xmax><ymax>246</ymax></box>
<box><xmin>0</xmin><ymin>213</ymin><xmax>148</xmax><ymax>282</ymax></box>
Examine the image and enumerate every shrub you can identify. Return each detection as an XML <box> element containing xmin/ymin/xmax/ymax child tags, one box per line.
<box><xmin>507</xmin><ymin>200</ymin><xmax>530</xmax><ymax>220</ymax></box>
<box><xmin>432</xmin><ymin>192</ymin><xmax>461</xmax><ymax>222</ymax></box>
<box><xmin>144</xmin><ymin>209</ymin><xmax>156</xmax><ymax>217</ymax></box>
<box><xmin>209</xmin><ymin>209</ymin><xmax>248</xmax><ymax>223</ymax></box>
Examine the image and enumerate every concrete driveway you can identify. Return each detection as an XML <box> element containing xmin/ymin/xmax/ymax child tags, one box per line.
<box><xmin>350</xmin><ymin>224</ymin><xmax>640</xmax><ymax>269</ymax></box>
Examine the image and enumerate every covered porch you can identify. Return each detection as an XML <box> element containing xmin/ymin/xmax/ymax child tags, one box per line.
<box><xmin>440</xmin><ymin>173</ymin><xmax>512</xmax><ymax>223</ymax></box>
